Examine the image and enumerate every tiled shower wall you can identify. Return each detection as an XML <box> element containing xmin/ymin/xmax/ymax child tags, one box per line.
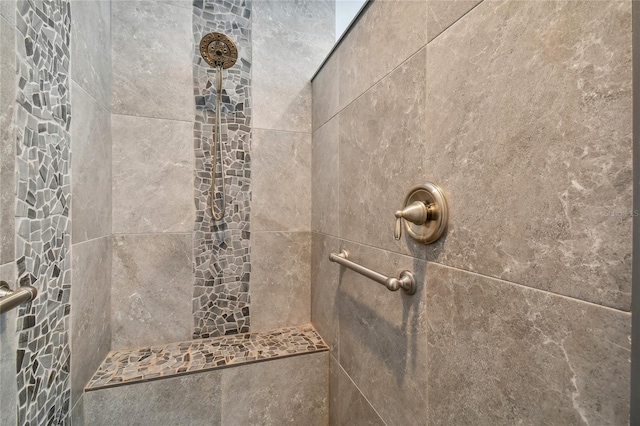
<box><xmin>312</xmin><ymin>1</ymin><xmax>632</xmax><ymax>425</ymax></box>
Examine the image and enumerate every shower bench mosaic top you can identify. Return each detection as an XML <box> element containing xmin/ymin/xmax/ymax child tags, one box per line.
<box><xmin>85</xmin><ymin>324</ymin><xmax>327</xmax><ymax>391</ymax></box>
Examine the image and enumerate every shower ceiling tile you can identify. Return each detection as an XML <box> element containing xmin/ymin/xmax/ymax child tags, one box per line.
<box><xmin>425</xmin><ymin>0</ymin><xmax>632</xmax><ymax>310</ymax></box>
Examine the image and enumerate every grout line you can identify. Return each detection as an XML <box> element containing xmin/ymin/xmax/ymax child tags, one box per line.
<box><xmin>253</xmin><ymin>127</ymin><xmax>312</xmax><ymax>136</ymax></box>
<box><xmin>427</xmin><ymin>0</ymin><xmax>485</xmax><ymax>46</ymax></box>
<box><xmin>71</xmin><ymin>234</ymin><xmax>111</xmax><ymax>248</ymax></box>
<box><xmin>70</xmin><ymin>79</ymin><xmax>110</xmax><ymax>114</ymax></box>
<box><xmin>112</xmin><ymin>231</ymin><xmax>193</xmax><ymax>237</ymax></box>
<box><xmin>111</xmin><ymin>112</ymin><xmax>194</xmax><ymax>124</ymax></box>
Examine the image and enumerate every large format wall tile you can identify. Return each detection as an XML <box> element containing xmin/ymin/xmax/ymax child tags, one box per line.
<box><xmin>310</xmin><ymin>232</ymin><xmax>340</xmax><ymax>355</ymax></box>
<box><xmin>71</xmin><ymin>396</ymin><xmax>84</xmax><ymax>426</ymax></box>
<box><xmin>337</xmin><ymin>240</ymin><xmax>428</xmax><ymax>425</ymax></box>
<box><xmin>111</xmin><ymin>233</ymin><xmax>193</xmax><ymax>349</ymax></box>
<box><xmin>330</xmin><ymin>355</ymin><xmax>384</xmax><ymax>426</ymax></box>
<box><xmin>338</xmin><ymin>0</ymin><xmax>427</xmax><ymax>110</ymax></box>
<box><xmin>427</xmin><ymin>0</ymin><xmax>482</xmax><ymax>42</ymax></box>
<box><xmin>339</xmin><ymin>48</ymin><xmax>427</xmax><ymax>259</ymax></box>
<box><xmin>253</xmin><ymin>129</ymin><xmax>311</xmax><ymax>231</ymax></box>
<box><xmin>0</xmin><ymin>15</ymin><xmax>15</xmax><ymax>265</ymax></box>
<box><xmin>70</xmin><ymin>0</ymin><xmax>110</xmax><ymax>108</ymax></box>
<box><xmin>112</xmin><ymin>114</ymin><xmax>193</xmax><ymax>234</ymax></box>
<box><xmin>253</xmin><ymin>0</ymin><xmax>334</xmax><ymax>133</ymax></box>
<box><xmin>111</xmin><ymin>1</ymin><xmax>192</xmax><ymax>121</ymax></box>
<box><xmin>0</xmin><ymin>1</ymin><xmax>14</xmax><ymax>21</ymax></box>
<box><xmin>70</xmin><ymin>237</ymin><xmax>111</xmax><ymax>408</ymax></box>
<box><xmin>84</xmin><ymin>371</ymin><xmax>222</xmax><ymax>426</ymax></box>
<box><xmin>312</xmin><ymin>51</ymin><xmax>339</xmax><ymax>132</ymax></box>
<box><xmin>0</xmin><ymin>262</ymin><xmax>17</xmax><ymax>426</ymax></box>
<box><xmin>427</xmin><ymin>262</ymin><xmax>630</xmax><ymax>425</ymax></box>
<box><xmin>71</xmin><ymin>82</ymin><xmax>111</xmax><ymax>243</ymax></box>
<box><xmin>251</xmin><ymin>231</ymin><xmax>311</xmax><ymax>331</ymax></box>
<box><xmin>312</xmin><ymin>116</ymin><xmax>339</xmax><ymax>236</ymax></box>
<box><xmin>221</xmin><ymin>352</ymin><xmax>329</xmax><ymax>425</ymax></box>
<box><xmin>425</xmin><ymin>0</ymin><xmax>632</xmax><ymax>310</ymax></box>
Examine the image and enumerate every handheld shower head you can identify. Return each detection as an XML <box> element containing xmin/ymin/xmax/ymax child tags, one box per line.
<box><xmin>199</xmin><ymin>32</ymin><xmax>238</xmax><ymax>69</ymax></box>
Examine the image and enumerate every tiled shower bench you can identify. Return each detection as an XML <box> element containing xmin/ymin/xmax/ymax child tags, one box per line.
<box><xmin>83</xmin><ymin>325</ymin><xmax>329</xmax><ymax>425</ymax></box>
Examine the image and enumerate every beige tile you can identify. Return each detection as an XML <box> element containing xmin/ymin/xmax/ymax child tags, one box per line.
<box><xmin>426</xmin><ymin>262</ymin><xmax>630</xmax><ymax>425</ymax></box>
<box><xmin>425</xmin><ymin>0</ymin><xmax>632</xmax><ymax>309</ymax></box>
<box><xmin>252</xmin><ymin>129</ymin><xmax>311</xmax><ymax>232</ymax></box>
<box><xmin>312</xmin><ymin>51</ymin><xmax>339</xmax><ymax>132</ymax></box>
<box><xmin>338</xmin><ymin>0</ymin><xmax>427</xmax><ymax>110</ymax></box>
<box><xmin>311</xmin><ymin>232</ymin><xmax>340</xmax><ymax>355</ymax></box>
<box><xmin>71</xmin><ymin>82</ymin><xmax>111</xmax><ymax>243</ymax></box>
<box><xmin>427</xmin><ymin>0</ymin><xmax>481</xmax><ymax>42</ymax></box>
<box><xmin>111</xmin><ymin>1</ymin><xmax>192</xmax><ymax>120</ymax></box>
<box><xmin>0</xmin><ymin>16</ymin><xmax>15</xmax><ymax>265</ymax></box>
<box><xmin>312</xmin><ymin>116</ymin><xmax>339</xmax><ymax>236</ymax></box>
<box><xmin>221</xmin><ymin>352</ymin><xmax>329</xmax><ymax>426</ymax></box>
<box><xmin>112</xmin><ymin>114</ymin><xmax>193</xmax><ymax>234</ymax></box>
<box><xmin>253</xmin><ymin>0</ymin><xmax>335</xmax><ymax>132</ymax></box>
<box><xmin>70</xmin><ymin>236</ymin><xmax>111</xmax><ymax>407</ymax></box>
<box><xmin>339</xmin><ymin>48</ymin><xmax>427</xmax><ymax>259</ymax></box>
<box><xmin>111</xmin><ymin>233</ymin><xmax>193</xmax><ymax>349</ymax></box>
<box><xmin>251</xmin><ymin>231</ymin><xmax>311</xmax><ymax>331</ymax></box>
<box><xmin>337</xmin><ymin>240</ymin><xmax>428</xmax><ymax>425</ymax></box>
<box><xmin>0</xmin><ymin>262</ymin><xmax>17</xmax><ymax>426</ymax></box>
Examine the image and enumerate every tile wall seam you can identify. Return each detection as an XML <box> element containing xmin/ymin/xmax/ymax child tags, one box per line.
<box><xmin>110</xmin><ymin>112</ymin><xmax>194</xmax><ymax>124</ymax></box>
<box><xmin>327</xmin><ymin>233</ymin><xmax>632</xmax><ymax>315</ymax></box>
<box><xmin>426</xmin><ymin>0</ymin><xmax>485</xmax><ymax>46</ymax></box>
<box><xmin>70</xmin><ymin>234</ymin><xmax>111</xmax><ymax>248</ymax></box>
<box><xmin>0</xmin><ymin>13</ymin><xmax>14</xmax><ymax>28</ymax></box>
<box><xmin>253</xmin><ymin>127</ymin><xmax>312</xmax><ymax>136</ymax></box>
<box><xmin>112</xmin><ymin>232</ymin><xmax>193</xmax><ymax>237</ymax></box>
<box><xmin>71</xmin><ymin>78</ymin><xmax>111</xmax><ymax>113</ymax></box>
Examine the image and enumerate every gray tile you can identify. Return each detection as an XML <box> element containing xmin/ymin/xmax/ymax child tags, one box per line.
<box><xmin>70</xmin><ymin>0</ymin><xmax>110</xmax><ymax>108</ymax></box>
<box><xmin>252</xmin><ymin>129</ymin><xmax>311</xmax><ymax>232</ymax></box>
<box><xmin>312</xmin><ymin>51</ymin><xmax>339</xmax><ymax>132</ymax></box>
<box><xmin>111</xmin><ymin>1</ymin><xmax>192</xmax><ymax>120</ymax></box>
<box><xmin>426</xmin><ymin>262</ymin><xmax>631</xmax><ymax>425</ymax></box>
<box><xmin>425</xmin><ymin>0</ymin><xmax>632</xmax><ymax>309</ymax></box>
<box><xmin>0</xmin><ymin>262</ymin><xmax>17</xmax><ymax>426</ymax></box>
<box><xmin>337</xmin><ymin>240</ymin><xmax>428</xmax><ymax>425</ymax></box>
<box><xmin>251</xmin><ymin>231</ymin><xmax>311</xmax><ymax>331</ymax></box>
<box><xmin>111</xmin><ymin>233</ymin><xmax>193</xmax><ymax>349</ymax></box>
<box><xmin>71</xmin><ymin>82</ymin><xmax>111</xmax><ymax>243</ymax></box>
<box><xmin>0</xmin><ymin>16</ymin><xmax>15</xmax><ymax>265</ymax></box>
<box><xmin>339</xmin><ymin>48</ymin><xmax>427</xmax><ymax>259</ymax></box>
<box><xmin>221</xmin><ymin>352</ymin><xmax>329</xmax><ymax>426</ymax></box>
<box><xmin>84</xmin><ymin>371</ymin><xmax>222</xmax><ymax>426</ymax></box>
<box><xmin>71</xmin><ymin>236</ymin><xmax>111</xmax><ymax>407</ymax></box>
<box><xmin>71</xmin><ymin>396</ymin><xmax>84</xmax><ymax>426</ymax></box>
<box><xmin>253</xmin><ymin>0</ymin><xmax>334</xmax><ymax>132</ymax></box>
<box><xmin>311</xmin><ymin>232</ymin><xmax>340</xmax><ymax>355</ymax></box>
<box><xmin>312</xmin><ymin>116</ymin><xmax>339</xmax><ymax>236</ymax></box>
<box><xmin>112</xmin><ymin>114</ymin><xmax>194</xmax><ymax>234</ymax></box>
<box><xmin>330</xmin><ymin>355</ymin><xmax>384</xmax><ymax>426</ymax></box>
<box><xmin>0</xmin><ymin>0</ymin><xmax>14</xmax><ymax>23</ymax></box>
<box><xmin>427</xmin><ymin>0</ymin><xmax>482</xmax><ymax>42</ymax></box>
<box><xmin>338</xmin><ymin>0</ymin><xmax>427</xmax><ymax>110</ymax></box>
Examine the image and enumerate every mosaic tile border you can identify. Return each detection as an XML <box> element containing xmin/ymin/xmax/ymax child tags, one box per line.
<box><xmin>192</xmin><ymin>0</ymin><xmax>253</xmax><ymax>338</ymax></box>
<box><xmin>86</xmin><ymin>325</ymin><xmax>327</xmax><ymax>391</ymax></box>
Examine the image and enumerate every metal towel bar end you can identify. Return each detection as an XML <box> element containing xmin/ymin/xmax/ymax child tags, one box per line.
<box><xmin>0</xmin><ymin>281</ymin><xmax>37</xmax><ymax>315</ymax></box>
<box><xmin>329</xmin><ymin>250</ymin><xmax>416</xmax><ymax>295</ymax></box>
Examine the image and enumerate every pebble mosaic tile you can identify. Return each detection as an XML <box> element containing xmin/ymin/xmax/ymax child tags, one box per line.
<box><xmin>193</xmin><ymin>0</ymin><xmax>253</xmax><ymax>338</ymax></box>
<box><xmin>13</xmin><ymin>0</ymin><xmax>73</xmax><ymax>424</ymax></box>
<box><xmin>85</xmin><ymin>325</ymin><xmax>327</xmax><ymax>391</ymax></box>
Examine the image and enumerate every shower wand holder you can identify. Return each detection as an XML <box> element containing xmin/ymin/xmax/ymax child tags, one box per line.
<box><xmin>394</xmin><ymin>182</ymin><xmax>449</xmax><ymax>244</ymax></box>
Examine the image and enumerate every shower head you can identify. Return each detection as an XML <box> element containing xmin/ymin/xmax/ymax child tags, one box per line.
<box><xmin>199</xmin><ymin>32</ymin><xmax>238</xmax><ymax>69</ymax></box>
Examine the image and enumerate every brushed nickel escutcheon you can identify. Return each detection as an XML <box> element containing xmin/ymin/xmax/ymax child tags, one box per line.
<box><xmin>395</xmin><ymin>182</ymin><xmax>449</xmax><ymax>244</ymax></box>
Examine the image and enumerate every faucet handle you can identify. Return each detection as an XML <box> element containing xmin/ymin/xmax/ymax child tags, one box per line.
<box><xmin>394</xmin><ymin>183</ymin><xmax>448</xmax><ymax>244</ymax></box>
<box><xmin>394</xmin><ymin>201</ymin><xmax>430</xmax><ymax>241</ymax></box>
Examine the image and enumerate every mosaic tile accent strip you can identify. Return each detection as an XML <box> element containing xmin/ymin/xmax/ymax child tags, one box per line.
<box><xmin>193</xmin><ymin>0</ymin><xmax>252</xmax><ymax>338</ymax></box>
<box><xmin>86</xmin><ymin>325</ymin><xmax>327</xmax><ymax>391</ymax></box>
<box><xmin>14</xmin><ymin>0</ymin><xmax>72</xmax><ymax>424</ymax></box>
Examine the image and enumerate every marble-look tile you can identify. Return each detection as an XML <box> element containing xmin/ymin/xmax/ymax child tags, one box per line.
<box><xmin>312</xmin><ymin>116</ymin><xmax>339</xmax><ymax>236</ymax></box>
<box><xmin>427</xmin><ymin>262</ymin><xmax>630</xmax><ymax>425</ymax></box>
<box><xmin>425</xmin><ymin>0</ymin><xmax>632</xmax><ymax>309</ymax></box>
<box><xmin>0</xmin><ymin>262</ymin><xmax>17</xmax><ymax>426</ymax></box>
<box><xmin>71</xmin><ymin>396</ymin><xmax>84</xmax><ymax>426</ymax></box>
<box><xmin>0</xmin><ymin>16</ymin><xmax>15</xmax><ymax>265</ymax></box>
<box><xmin>330</xmin><ymin>355</ymin><xmax>384</xmax><ymax>426</ymax></box>
<box><xmin>252</xmin><ymin>129</ymin><xmax>311</xmax><ymax>231</ymax></box>
<box><xmin>111</xmin><ymin>233</ymin><xmax>193</xmax><ymax>349</ymax></box>
<box><xmin>311</xmin><ymin>232</ymin><xmax>340</xmax><ymax>355</ymax></box>
<box><xmin>337</xmin><ymin>240</ymin><xmax>428</xmax><ymax>425</ymax></box>
<box><xmin>84</xmin><ymin>371</ymin><xmax>222</xmax><ymax>426</ymax></box>
<box><xmin>0</xmin><ymin>0</ymin><xmax>14</xmax><ymax>22</ymax></box>
<box><xmin>312</xmin><ymin>51</ymin><xmax>339</xmax><ymax>132</ymax></box>
<box><xmin>70</xmin><ymin>0</ymin><xmax>110</xmax><ymax>108</ymax></box>
<box><xmin>338</xmin><ymin>0</ymin><xmax>427</xmax><ymax>110</ymax></box>
<box><xmin>221</xmin><ymin>352</ymin><xmax>329</xmax><ymax>426</ymax></box>
<box><xmin>71</xmin><ymin>82</ymin><xmax>111</xmax><ymax>243</ymax></box>
<box><xmin>71</xmin><ymin>236</ymin><xmax>111</xmax><ymax>407</ymax></box>
<box><xmin>112</xmin><ymin>114</ymin><xmax>193</xmax><ymax>233</ymax></box>
<box><xmin>339</xmin><ymin>48</ymin><xmax>427</xmax><ymax>259</ymax></box>
<box><xmin>158</xmin><ymin>0</ymin><xmax>192</xmax><ymax>9</ymax></box>
<box><xmin>111</xmin><ymin>1</ymin><xmax>192</xmax><ymax>120</ymax></box>
<box><xmin>427</xmin><ymin>0</ymin><xmax>482</xmax><ymax>42</ymax></box>
<box><xmin>251</xmin><ymin>231</ymin><xmax>311</xmax><ymax>331</ymax></box>
<box><xmin>253</xmin><ymin>0</ymin><xmax>334</xmax><ymax>132</ymax></box>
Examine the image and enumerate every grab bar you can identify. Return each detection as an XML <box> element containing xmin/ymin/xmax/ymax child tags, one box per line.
<box><xmin>0</xmin><ymin>281</ymin><xmax>37</xmax><ymax>314</ymax></box>
<box><xmin>329</xmin><ymin>250</ymin><xmax>416</xmax><ymax>295</ymax></box>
